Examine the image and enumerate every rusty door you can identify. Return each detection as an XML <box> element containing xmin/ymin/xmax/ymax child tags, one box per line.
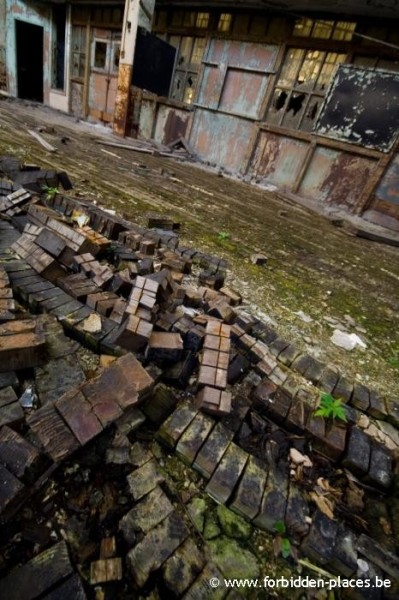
<box><xmin>190</xmin><ymin>39</ymin><xmax>278</xmax><ymax>173</ymax></box>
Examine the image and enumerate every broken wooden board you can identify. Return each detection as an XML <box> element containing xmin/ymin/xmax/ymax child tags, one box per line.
<box><xmin>27</xmin><ymin>129</ymin><xmax>57</xmax><ymax>153</ymax></box>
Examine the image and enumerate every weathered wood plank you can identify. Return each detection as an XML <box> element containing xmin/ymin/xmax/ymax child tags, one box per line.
<box><xmin>0</xmin><ymin>541</ymin><xmax>74</xmax><ymax>600</ymax></box>
<box><xmin>27</xmin><ymin>404</ymin><xmax>80</xmax><ymax>462</ymax></box>
<box><xmin>0</xmin><ymin>425</ymin><xmax>43</xmax><ymax>482</ymax></box>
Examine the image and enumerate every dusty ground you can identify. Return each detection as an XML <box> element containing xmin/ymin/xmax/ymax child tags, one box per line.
<box><xmin>1</xmin><ymin>97</ymin><xmax>398</xmax><ymax>399</ymax></box>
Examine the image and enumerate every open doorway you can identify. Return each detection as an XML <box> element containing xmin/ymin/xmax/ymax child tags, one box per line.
<box><xmin>16</xmin><ymin>20</ymin><xmax>44</xmax><ymax>102</ymax></box>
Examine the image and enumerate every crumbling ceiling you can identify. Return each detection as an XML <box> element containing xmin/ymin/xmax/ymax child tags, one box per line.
<box><xmin>157</xmin><ymin>0</ymin><xmax>399</xmax><ymax>19</ymax></box>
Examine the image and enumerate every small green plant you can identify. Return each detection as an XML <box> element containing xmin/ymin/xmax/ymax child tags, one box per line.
<box><xmin>388</xmin><ymin>354</ymin><xmax>399</xmax><ymax>370</ymax></box>
<box><xmin>42</xmin><ymin>186</ymin><xmax>58</xmax><ymax>201</ymax></box>
<box><xmin>273</xmin><ymin>520</ymin><xmax>292</xmax><ymax>559</ymax></box>
<box><xmin>314</xmin><ymin>393</ymin><xmax>347</xmax><ymax>423</ymax></box>
<box><xmin>217</xmin><ymin>231</ymin><xmax>230</xmax><ymax>242</ymax></box>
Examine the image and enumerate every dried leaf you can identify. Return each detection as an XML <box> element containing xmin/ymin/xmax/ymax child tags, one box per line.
<box><xmin>380</xmin><ymin>517</ymin><xmax>392</xmax><ymax>536</ymax></box>
<box><xmin>345</xmin><ymin>481</ymin><xmax>364</xmax><ymax>511</ymax></box>
<box><xmin>273</xmin><ymin>536</ymin><xmax>282</xmax><ymax>558</ymax></box>
<box><xmin>309</xmin><ymin>491</ymin><xmax>335</xmax><ymax>519</ymax></box>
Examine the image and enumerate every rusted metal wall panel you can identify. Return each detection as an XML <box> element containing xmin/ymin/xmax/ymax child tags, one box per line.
<box><xmin>375</xmin><ymin>153</ymin><xmax>399</xmax><ymax>206</ymax></box>
<box><xmin>198</xmin><ymin>65</ymin><xmax>221</xmax><ymax>110</ymax></box>
<box><xmin>316</xmin><ymin>65</ymin><xmax>399</xmax><ymax>152</ymax></box>
<box><xmin>198</xmin><ymin>38</ymin><xmax>278</xmax><ymax>118</ymax></box>
<box><xmin>299</xmin><ymin>146</ymin><xmax>376</xmax><ymax>208</ymax></box>
<box><xmin>154</xmin><ymin>105</ymin><xmax>192</xmax><ymax>144</ymax></box>
<box><xmin>250</xmin><ymin>132</ymin><xmax>309</xmax><ymax>188</ymax></box>
<box><xmin>206</xmin><ymin>38</ymin><xmax>278</xmax><ymax>71</ymax></box>
<box><xmin>190</xmin><ymin>38</ymin><xmax>278</xmax><ymax>171</ymax></box>
<box><xmin>189</xmin><ymin>109</ymin><xmax>254</xmax><ymax>172</ymax></box>
<box><xmin>219</xmin><ymin>69</ymin><xmax>269</xmax><ymax>118</ymax></box>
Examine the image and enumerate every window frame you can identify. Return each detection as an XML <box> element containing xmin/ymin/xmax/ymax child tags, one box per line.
<box><xmin>168</xmin><ymin>35</ymin><xmax>207</xmax><ymax>104</ymax></box>
<box><xmin>266</xmin><ymin>46</ymin><xmax>348</xmax><ymax>132</ymax></box>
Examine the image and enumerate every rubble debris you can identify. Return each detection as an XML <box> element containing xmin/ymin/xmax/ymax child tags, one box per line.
<box><xmin>331</xmin><ymin>328</ymin><xmax>367</xmax><ymax>350</ymax></box>
<box><xmin>0</xmin><ymin>319</ymin><xmax>46</xmax><ymax>372</ymax></box>
<box><xmin>251</xmin><ymin>253</ymin><xmax>268</xmax><ymax>265</ymax></box>
<box><xmin>0</xmin><ymin>156</ymin><xmax>398</xmax><ymax>596</ymax></box>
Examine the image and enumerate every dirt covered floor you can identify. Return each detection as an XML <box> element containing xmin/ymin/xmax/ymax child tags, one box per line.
<box><xmin>0</xmin><ymin>98</ymin><xmax>398</xmax><ymax>400</ymax></box>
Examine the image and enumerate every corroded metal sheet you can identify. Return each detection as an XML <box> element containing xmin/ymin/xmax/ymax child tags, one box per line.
<box><xmin>114</xmin><ymin>63</ymin><xmax>133</xmax><ymax>135</ymax></box>
<box><xmin>198</xmin><ymin>39</ymin><xmax>277</xmax><ymax>118</ymax></box>
<box><xmin>316</xmin><ymin>65</ymin><xmax>399</xmax><ymax>152</ymax></box>
<box><xmin>376</xmin><ymin>154</ymin><xmax>399</xmax><ymax>206</ymax></box>
<box><xmin>154</xmin><ymin>106</ymin><xmax>191</xmax><ymax>145</ymax></box>
<box><xmin>205</xmin><ymin>39</ymin><xmax>278</xmax><ymax>72</ymax></box>
<box><xmin>189</xmin><ymin>109</ymin><xmax>253</xmax><ymax>172</ymax></box>
<box><xmin>250</xmin><ymin>132</ymin><xmax>309</xmax><ymax>188</ymax></box>
<box><xmin>197</xmin><ymin>66</ymin><xmax>221</xmax><ymax>110</ymax></box>
<box><xmin>220</xmin><ymin>69</ymin><xmax>270</xmax><ymax>118</ymax></box>
<box><xmin>299</xmin><ymin>146</ymin><xmax>376</xmax><ymax>208</ymax></box>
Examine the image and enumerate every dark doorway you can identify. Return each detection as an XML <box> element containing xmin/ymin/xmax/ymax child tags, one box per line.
<box><xmin>16</xmin><ymin>20</ymin><xmax>44</xmax><ymax>102</ymax></box>
<box><xmin>53</xmin><ymin>5</ymin><xmax>66</xmax><ymax>90</ymax></box>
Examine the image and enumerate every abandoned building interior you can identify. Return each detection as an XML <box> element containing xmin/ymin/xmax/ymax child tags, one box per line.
<box><xmin>1</xmin><ymin>1</ymin><xmax>399</xmax><ymax>598</ymax></box>
<box><xmin>1</xmin><ymin>0</ymin><xmax>399</xmax><ymax>233</ymax></box>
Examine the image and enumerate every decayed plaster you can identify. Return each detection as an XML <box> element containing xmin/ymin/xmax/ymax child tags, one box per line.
<box><xmin>5</xmin><ymin>0</ymin><xmax>51</xmax><ymax>103</ymax></box>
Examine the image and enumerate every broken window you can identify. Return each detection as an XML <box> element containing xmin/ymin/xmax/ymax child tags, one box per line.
<box><xmin>218</xmin><ymin>13</ymin><xmax>232</xmax><ymax>33</ymax></box>
<box><xmin>293</xmin><ymin>18</ymin><xmax>356</xmax><ymax>41</ymax></box>
<box><xmin>93</xmin><ymin>41</ymin><xmax>107</xmax><ymax>70</ymax></box>
<box><xmin>168</xmin><ymin>35</ymin><xmax>206</xmax><ymax>104</ymax></box>
<box><xmin>266</xmin><ymin>47</ymin><xmax>347</xmax><ymax>131</ymax></box>
<box><xmin>71</xmin><ymin>26</ymin><xmax>86</xmax><ymax>79</ymax></box>
<box><xmin>181</xmin><ymin>11</ymin><xmax>210</xmax><ymax>29</ymax></box>
<box><xmin>196</xmin><ymin>13</ymin><xmax>210</xmax><ymax>29</ymax></box>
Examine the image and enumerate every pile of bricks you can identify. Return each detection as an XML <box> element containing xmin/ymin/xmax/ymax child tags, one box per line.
<box><xmin>1</xmin><ymin>156</ymin><xmax>399</xmax><ymax>596</ymax></box>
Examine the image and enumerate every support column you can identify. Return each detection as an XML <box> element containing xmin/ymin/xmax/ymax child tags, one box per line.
<box><xmin>113</xmin><ymin>0</ymin><xmax>140</xmax><ymax>136</ymax></box>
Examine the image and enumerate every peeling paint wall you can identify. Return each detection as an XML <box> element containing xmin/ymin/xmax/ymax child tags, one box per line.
<box><xmin>376</xmin><ymin>154</ymin><xmax>399</xmax><ymax>208</ymax></box>
<box><xmin>316</xmin><ymin>65</ymin><xmax>399</xmax><ymax>152</ymax></box>
<box><xmin>299</xmin><ymin>146</ymin><xmax>377</xmax><ymax>208</ymax></box>
<box><xmin>5</xmin><ymin>0</ymin><xmax>52</xmax><ymax>103</ymax></box>
<box><xmin>0</xmin><ymin>0</ymin><xmax>6</xmax><ymax>90</ymax></box>
<box><xmin>153</xmin><ymin>104</ymin><xmax>191</xmax><ymax>144</ymax></box>
<box><xmin>190</xmin><ymin>109</ymin><xmax>254</xmax><ymax>173</ymax></box>
<box><xmin>250</xmin><ymin>132</ymin><xmax>309</xmax><ymax>188</ymax></box>
<box><xmin>190</xmin><ymin>38</ymin><xmax>278</xmax><ymax>171</ymax></box>
<box><xmin>128</xmin><ymin>88</ymin><xmax>192</xmax><ymax>144</ymax></box>
<box><xmin>138</xmin><ymin>97</ymin><xmax>156</xmax><ymax>139</ymax></box>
